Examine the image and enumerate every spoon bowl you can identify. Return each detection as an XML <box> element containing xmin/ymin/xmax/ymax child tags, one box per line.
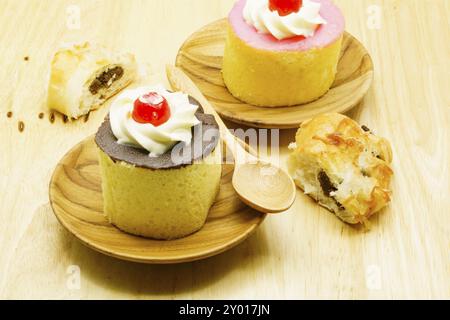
<box><xmin>233</xmin><ymin>161</ymin><xmax>296</xmax><ymax>213</ymax></box>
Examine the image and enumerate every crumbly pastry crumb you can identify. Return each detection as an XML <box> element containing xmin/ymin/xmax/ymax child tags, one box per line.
<box><xmin>288</xmin><ymin>113</ymin><xmax>394</xmax><ymax>225</ymax></box>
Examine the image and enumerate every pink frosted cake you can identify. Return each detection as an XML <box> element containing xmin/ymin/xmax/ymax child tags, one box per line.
<box><xmin>222</xmin><ymin>0</ymin><xmax>345</xmax><ymax>107</ymax></box>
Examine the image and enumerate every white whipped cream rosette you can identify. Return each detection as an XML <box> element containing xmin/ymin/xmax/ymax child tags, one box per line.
<box><xmin>109</xmin><ymin>85</ymin><xmax>200</xmax><ymax>157</ymax></box>
<box><xmin>243</xmin><ymin>0</ymin><xmax>327</xmax><ymax>40</ymax></box>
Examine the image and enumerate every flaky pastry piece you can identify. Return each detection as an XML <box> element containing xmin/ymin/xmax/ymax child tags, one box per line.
<box><xmin>47</xmin><ymin>42</ymin><xmax>137</xmax><ymax>119</ymax></box>
<box><xmin>288</xmin><ymin>113</ymin><xmax>393</xmax><ymax>225</ymax></box>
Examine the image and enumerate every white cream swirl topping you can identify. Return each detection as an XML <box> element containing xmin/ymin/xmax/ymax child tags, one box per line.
<box><xmin>243</xmin><ymin>0</ymin><xmax>327</xmax><ymax>40</ymax></box>
<box><xmin>110</xmin><ymin>85</ymin><xmax>200</xmax><ymax>157</ymax></box>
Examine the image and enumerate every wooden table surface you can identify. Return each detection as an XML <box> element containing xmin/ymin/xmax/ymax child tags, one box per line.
<box><xmin>0</xmin><ymin>0</ymin><xmax>449</xmax><ymax>300</ymax></box>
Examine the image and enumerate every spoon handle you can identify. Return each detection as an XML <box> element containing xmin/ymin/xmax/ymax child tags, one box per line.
<box><xmin>166</xmin><ymin>65</ymin><xmax>257</xmax><ymax>162</ymax></box>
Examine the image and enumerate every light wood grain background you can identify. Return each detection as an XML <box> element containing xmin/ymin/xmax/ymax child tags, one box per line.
<box><xmin>0</xmin><ymin>0</ymin><xmax>449</xmax><ymax>300</ymax></box>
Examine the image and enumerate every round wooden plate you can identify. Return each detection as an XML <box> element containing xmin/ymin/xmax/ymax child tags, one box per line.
<box><xmin>176</xmin><ymin>19</ymin><xmax>374</xmax><ymax>129</ymax></box>
<box><xmin>49</xmin><ymin>136</ymin><xmax>266</xmax><ymax>264</ymax></box>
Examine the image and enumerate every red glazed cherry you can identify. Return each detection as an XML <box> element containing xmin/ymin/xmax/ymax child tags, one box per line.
<box><xmin>132</xmin><ymin>92</ymin><xmax>171</xmax><ymax>126</ymax></box>
<box><xmin>269</xmin><ymin>0</ymin><xmax>302</xmax><ymax>16</ymax></box>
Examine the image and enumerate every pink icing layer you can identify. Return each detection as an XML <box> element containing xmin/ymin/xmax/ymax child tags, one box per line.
<box><xmin>228</xmin><ymin>0</ymin><xmax>345</xmax><ymax>51</ymax></box>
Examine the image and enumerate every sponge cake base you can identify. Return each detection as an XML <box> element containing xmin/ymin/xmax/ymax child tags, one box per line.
<box><xmin>98</xmin><ymin>147</ymin><xmax>222</xmax><ymax>240</ymax></box>
<box><xmin>223</xmin><ymin>27</ymin><xmax>342</xmax><ymax>107</ymax></box>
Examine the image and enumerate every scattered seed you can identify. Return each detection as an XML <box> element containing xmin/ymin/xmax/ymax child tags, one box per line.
<box><xmin>18</xmin><ymin>121</ymin><xmax>25</xmax><ymax>132</ymax></box>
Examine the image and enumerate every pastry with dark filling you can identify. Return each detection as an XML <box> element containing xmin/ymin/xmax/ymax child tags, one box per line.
<box><xmin>47</xmin><ymin>42</ymin><xmax>137</xmax><ymax>119</ymax></box>
<box><xmin>95</xmin><ymin>85</ymin><xmax>222</xmax><ymax>240</ymax></box>
<box><xmin>288</xmin><ymin>113</ymin><xmax>393</xmax><ymax>225</ymax></box>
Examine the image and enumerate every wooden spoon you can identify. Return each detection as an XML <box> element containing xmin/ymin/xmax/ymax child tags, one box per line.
<box><xmin>166</xmin><ymin>65</ymin><xmax>296</xmax><ymax>213</ymax></box>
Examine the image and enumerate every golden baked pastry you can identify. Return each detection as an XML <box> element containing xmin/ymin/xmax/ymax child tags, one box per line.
<box><xmin>47</xmin><ymin>42</ymin><xmax>137</xmax><ymax>119</ymax></box>
<box><xmin>288</xmin><ymin>113</ymin><xmax>393</xmax><ymax>224</ymax></box>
